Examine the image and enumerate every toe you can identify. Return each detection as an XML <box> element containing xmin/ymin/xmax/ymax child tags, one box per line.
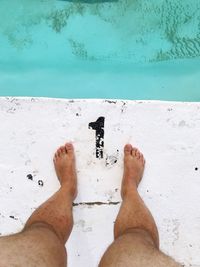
<box><xmin>140</xmin><ymin>153</ymin><xmax>144</xmax><ymax>163</ymax></box>
<box><xmin>57</xmin><ymin>147</ymin><xmax>63</xmax><ymax>157</ymax></box>
<box><xmin>60</xmin><ymin>146</ymin><xmax>66</xmax><ymax>154</ymax></box>
<box><xmin>131</xmin><ymin>148</ymin><xmax>137</xmax><ymax>157</ymax></box>
<box><xmin>65</xmin><ymin>143</ymin><xmax>74</xmax><ymax>155</ymax></box>
<box><xmin>135</xmin><ymin>149</ymin><xmax>141</xmax><ymax>159</ymax></box>
<box><xmin>124</xmin><ymin>144</ymin><xmax>132</xmax><ymax>155</ymax></box>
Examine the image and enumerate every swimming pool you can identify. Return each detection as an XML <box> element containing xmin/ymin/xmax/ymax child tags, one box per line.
<box><xmin>0</xmin><ymin>0</ymin><xmax>200</xmax><ymax>101</ymax></box>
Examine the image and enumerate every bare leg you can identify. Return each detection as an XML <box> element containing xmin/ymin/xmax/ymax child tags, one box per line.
<box><xmin>0</xmin><ymin>143</ymin><xmax>77</xmax><ymax>267</ymax></box>
<box><xmin>99</xmin><ymin>144</ymin><xmax>181</xmax><ymax>267</ymax></box>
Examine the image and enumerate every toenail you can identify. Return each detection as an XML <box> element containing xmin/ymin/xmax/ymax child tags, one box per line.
<box><xmin>66</xmin><ymin>144</ymin><xmax>73</xmax><ymax>149</ymax></box>
<box><xmin>67</xmin><ymin>143</ymin><xmax>72</xmax><ymax>147</ymax></box>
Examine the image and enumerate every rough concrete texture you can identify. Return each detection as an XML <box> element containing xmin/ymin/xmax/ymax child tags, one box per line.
<box><xmin>0</xmin><ymin>98</ymin><xmax>200</xmax><ymax>267</ymax></box>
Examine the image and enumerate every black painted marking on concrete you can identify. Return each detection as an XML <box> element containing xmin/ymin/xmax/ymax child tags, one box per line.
<box><xmin>38</xmin><ymin>180</ymin><xmax>44</xmax><ymax>186</ymax></box>
<box><xmin>73</xmin><ymin>201</ymin><xmax>120</xmax><ymax>206</ymax></box>
<box><xmin>27</xmin><ymin>174</ymin><xmax>33</xmax><ymax>180</ymax></box>
<box><xmin>89</xmin><ymin>117</ymin><xmax>105</xmax><ymax>159</ymax></box>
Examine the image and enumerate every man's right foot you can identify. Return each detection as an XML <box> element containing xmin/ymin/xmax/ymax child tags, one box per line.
<box><xmin>53</xmin><ymin>143</ymin><xmax>77</xmax><ymax>200</ymax></box>
<box><xmin>121</xmin><ymin>144</ymin><xmax>145</xmax><ymax>199</ymax></box>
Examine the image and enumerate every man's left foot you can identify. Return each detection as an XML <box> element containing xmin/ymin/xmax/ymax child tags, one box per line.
<box><xmin>121</xmin><ymin>144</ymin><xmax>145</xmax><ymax>199</ymax></box>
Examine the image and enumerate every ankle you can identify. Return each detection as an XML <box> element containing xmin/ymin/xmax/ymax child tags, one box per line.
<box><xmin>121</xmin><ymin>186</ymin><xmax>138</xmax><ymax>200</ymax></box>
<box><xmin>59</xmin><ymin>186</ymin><xmax>77</xmax><ymax>201</ymax></box>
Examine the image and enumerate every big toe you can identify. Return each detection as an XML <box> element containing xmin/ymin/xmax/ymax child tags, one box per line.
<box><xmin>124</xmin><ymin>144</ymin><xmax>132</xmax><ymax>156</ymax></box>
<box><xmin>65</xmin><ymin>143</ymin><xmax>74</xmax><ymax>157</ymax></box>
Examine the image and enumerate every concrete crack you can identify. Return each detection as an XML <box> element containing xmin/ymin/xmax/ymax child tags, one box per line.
<box><xmin>73</xmin><ymin>201</ymin><xmax>120</xmax><ymax>207</ymax></box>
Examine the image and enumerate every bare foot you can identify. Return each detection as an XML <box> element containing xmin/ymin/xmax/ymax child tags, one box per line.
<box><xmin>53</xmin><ymin>143</ymin><xmax>77</xmax><ymax>200</ymax></box>
<box><xmin>121</xmin><ymin>144</ymin><xmax>145</xmax><ymax>199</ymax></box>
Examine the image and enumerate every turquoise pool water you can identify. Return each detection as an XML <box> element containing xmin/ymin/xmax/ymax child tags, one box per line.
<box><xmin>0</xmin><ymin>0</ymin><xmax>200</xmax><ymax>101</ymax></box>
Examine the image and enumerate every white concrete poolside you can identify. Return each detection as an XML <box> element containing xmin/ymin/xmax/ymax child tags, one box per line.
<box><xmin>0</xmin><ymin>98</ymin><xmax>200</xmax><ymax>267</ymax></box>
